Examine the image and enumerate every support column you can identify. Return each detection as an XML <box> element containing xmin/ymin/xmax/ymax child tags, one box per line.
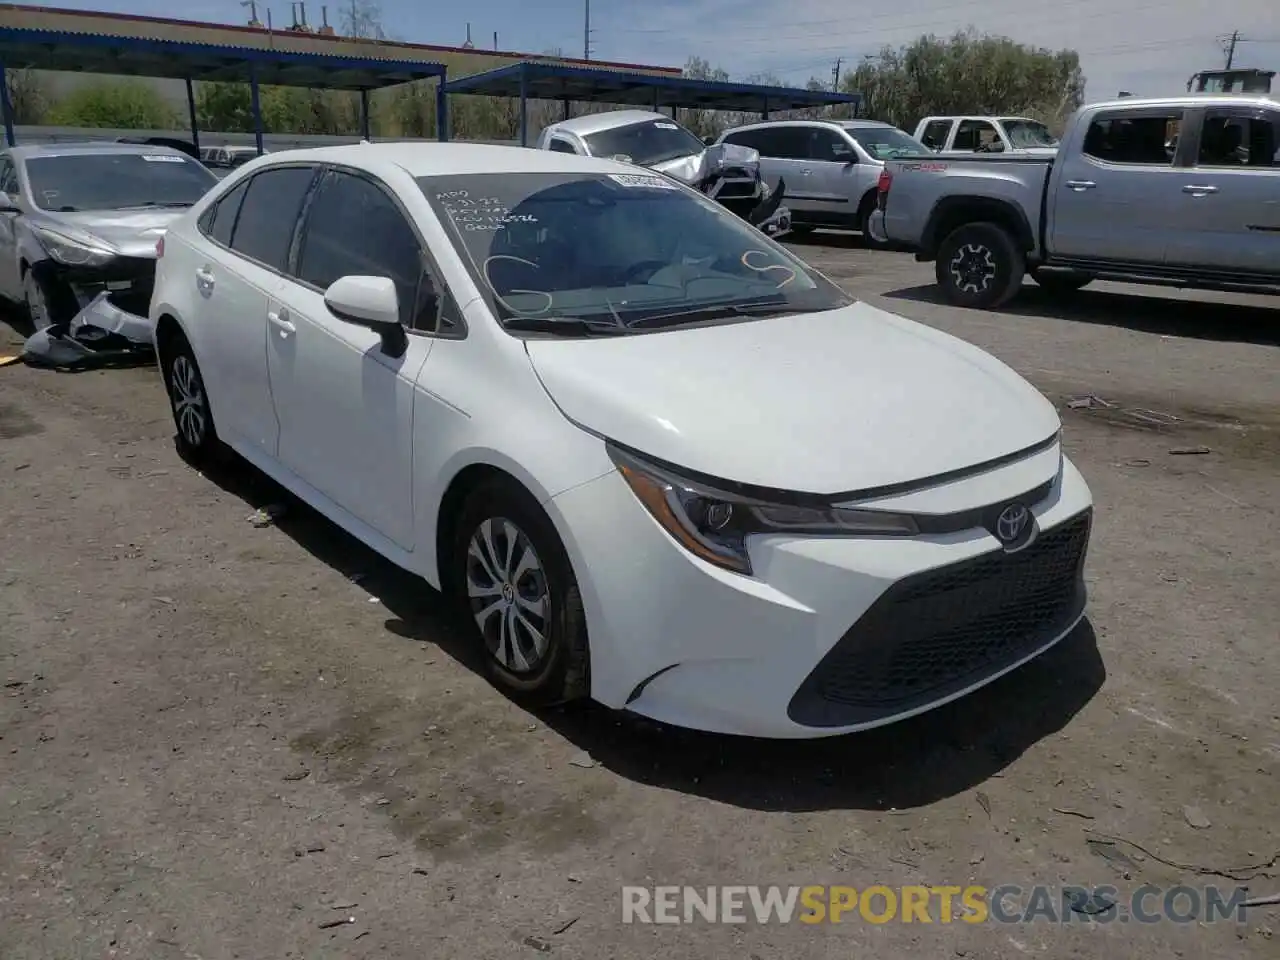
<box><xmin>518</xmin><ymin>65</ymin><xmax>528</xmax><ymax>147</ymax></box>
<box><xmin>561</xmin><ymin>98</ymin><xmax>570</xmax><ymax>121</ymax></box>
<box><xmin>249</xmin><ymin>66</ymin><xmax>265</xmax><ymax>155</ymax></box>
<box><xmin>0</xmin><ymin>64</ymin><xmax>15</xmax><ymax>147</ymax></box>
<box><xmin>360</xmin><ymin>89</ymin><xmax>371</xmax><ymax>140</ymax></box>
<box><xmin>185</xmin><ymin>77</ymin><xmax>200</xmax><ymax>152</ymax></box>
<box><xmin>436</xmin><ymin>71</ymin><xmax>449</xmax><ymax>142</ymax></box>
<box><xmin>761</xmin><ymin>96</ymin><xmax>770</xmax><ymax>120</ymax></box>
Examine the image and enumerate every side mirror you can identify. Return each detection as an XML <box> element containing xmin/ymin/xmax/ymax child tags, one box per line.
<box><xmin>0</xmin><ymin>195</ymin><xmax>21</xmax><ymax>214</ymax></box>
<box><xmin>324</xmin><ymin>275</ymin><xmax>407</xmax><ymax>357</ymax></box>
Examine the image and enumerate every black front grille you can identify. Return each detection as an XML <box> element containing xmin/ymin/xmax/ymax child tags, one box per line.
<box><xmin>788</xmin><ymin>509</ymin><xmax>1092</xmax><ymax>728</ymax></box>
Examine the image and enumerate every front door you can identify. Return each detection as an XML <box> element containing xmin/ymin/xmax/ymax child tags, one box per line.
<box><xmin>1164</xmin><ymin>105</ymin><xmax>1280</xmax><ymax>274</ymax></box>
<box><xmin>1048</xmin><ymin>105</ymin><xmax>1186</xmax><ymax>265</ymax></box>
<box><xmin>267</xmin><ymin>167</ymin><xmax>436</xmax><ymax>551</ymax></box>
<box><xmin>0</xmin><ymin>156</ymin><xmax>20</xmax><ymax>297</ymax></box>
<box><xmin>804</xmin><ymin>127</ymin><xmax>862</xmax><ymax>221</ymax></box>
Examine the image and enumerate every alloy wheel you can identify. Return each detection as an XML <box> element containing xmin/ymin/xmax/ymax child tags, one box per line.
<box><xmin>949</xmin><ymin>243</ymin><xmax>998</xmax><ymax>294</ymax></box>
<box><xmin>465</xmin><ymin>517</ymin><xmax>551</xmax><ymax>674</ymax></box>
<box><xmin>169</xmin><ymin>354</ymin><xmax>207</xmax><ymax>449</ymax></box>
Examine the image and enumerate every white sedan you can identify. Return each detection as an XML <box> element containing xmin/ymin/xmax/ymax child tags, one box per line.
<box><xmin>149</xmin><ymin>142</ymin><xmax>1093</xmax><ymax>739</ymax></box>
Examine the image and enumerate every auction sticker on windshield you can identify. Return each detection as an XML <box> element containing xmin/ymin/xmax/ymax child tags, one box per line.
<box><xmin>608</xmin><ymin>173</ymin><xmax>679</xmax><ymax>190</ymax></box>
<box><xmin>142</xmin><ymin>155</ymin><xmax>186</xmax><ymax>163</ymax></box>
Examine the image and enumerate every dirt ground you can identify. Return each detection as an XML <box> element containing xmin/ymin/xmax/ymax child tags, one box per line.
<box><xmin>2</xmin><ymin>238</ymin><xmax>1278</xmax><ymax>960</ymax></box>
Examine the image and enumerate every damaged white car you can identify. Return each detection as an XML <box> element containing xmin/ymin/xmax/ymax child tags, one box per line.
<box><xmin>535</xmin><ymin>110</ymin><xmax>792</xmax><ymax>238</ymax></box>
<box><xmin>0</xmin><ymin>142</ymin><xmax>219</xmax><ymax>366</ymax></box>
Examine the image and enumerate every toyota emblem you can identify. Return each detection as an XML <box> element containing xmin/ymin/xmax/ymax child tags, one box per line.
<box><xmin>995</xmin><ymin>504</ymin><xmax>1030</xmax><ymax>545</ymax></box>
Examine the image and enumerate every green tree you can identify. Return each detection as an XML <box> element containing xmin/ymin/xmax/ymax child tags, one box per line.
<box><xmin>195</xmin><ymin>82</ymin><xmax>361</xmax><ymax>135</ymax></box>
<box><xmin>5</xmin><ymin>68</ymin><xmax>48</xmax><ymax>124</ymax></box>
<box><xmin>47</xmin><ymin>80</ymin><xmax>178</xmax><ymax>129</ymax></box>
<box><xmin>844</xmin><ymin>29</ymin><xmax>1085</xmax><ymax>133</ymax></box>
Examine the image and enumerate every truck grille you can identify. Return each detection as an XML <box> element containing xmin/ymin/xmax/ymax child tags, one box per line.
<box><xmin>787</xmin><ymin>509</ymin><xmax>1091</xmax><ymax>728</ymax></box>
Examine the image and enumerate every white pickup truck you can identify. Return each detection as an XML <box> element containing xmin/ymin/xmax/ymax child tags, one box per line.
<box><xmin>914</xmin><ymin>116</ymin><xmax>1059</xmax><ymax>157</ymax></box>
<box><xmin>874</xmin><ymin>95</ymin><xmax>1280</xmax><ymax>308</ymax></box>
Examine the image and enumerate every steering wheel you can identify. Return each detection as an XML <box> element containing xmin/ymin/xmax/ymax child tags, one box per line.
<box><xmin>619</xmin><ymin>260</ymin><xmax>669</xmax><ymax>284</ymax></box>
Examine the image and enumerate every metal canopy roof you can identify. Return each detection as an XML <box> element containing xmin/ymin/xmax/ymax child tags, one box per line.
<box><xmin>445</xmin><ymin>61</ymin><xmax>861</xmax><ymax>113</ymax></box>
<box><xmin>0</xmin><ymin>27</ymin><xmax>446</xmax><ymax>90</ymax></box>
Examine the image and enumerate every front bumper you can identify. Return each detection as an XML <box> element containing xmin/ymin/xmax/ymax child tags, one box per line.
<box><xmin>547</xmin><ymin>451</ymin><xmax>1093</xmax><ymax>738</ymax></box>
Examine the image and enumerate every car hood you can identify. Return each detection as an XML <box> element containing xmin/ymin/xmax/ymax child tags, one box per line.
<box><xmin>525</xmin><ymin>301</ymin><xmax>1061</xmax><ymax>495</ymax></box>
<box><xmin>34</xmin><ymin>208</ymin><xmax>185</xmax><ymax>259</ymax></box>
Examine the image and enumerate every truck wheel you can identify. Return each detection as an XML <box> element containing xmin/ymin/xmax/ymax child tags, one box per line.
<box><xmin>859</xmin><ymin>198</ymin><xmax>892</xmax><ymax>250</ymax></box>
<box><xmin>1030</xmin><ymin>267</ymin><xmax>1094</xmax><ymax>294</ymax></box>
<box><xmin>936</xmin><ymin>222</ymin><xmax>1025</xmax><ymax>309</ymax></box>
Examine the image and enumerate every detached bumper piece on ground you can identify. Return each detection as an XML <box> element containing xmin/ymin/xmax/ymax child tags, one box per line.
<box><xmin>22</xmin><ymin>290</ymin><xmax>155</xmax><ymax>371</ymax></box>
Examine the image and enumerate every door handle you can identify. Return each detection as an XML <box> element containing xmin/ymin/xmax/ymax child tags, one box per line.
<box><xmin>195</xmin><ymin>266</ymin><xmax>214</xmax><ymax>292</ymax></box>
<box><xmin>267</xmin><ymin>307</ymin><xmax>295</xmax><ymax>337</ymax></box>
<box><xmin>1182</xmin><ymin>184</ymin><xmax>1218</xmax><ymax>195</ymax></box>
<box><xmin>800</xmin><ymin>168</ymin><xmax>812</xmax><ymax>176</ymax></box>
<box><xmin>1065</xmin><ymin>180</ymin><xmax>1096</xmax><ymax>191</ymax></box>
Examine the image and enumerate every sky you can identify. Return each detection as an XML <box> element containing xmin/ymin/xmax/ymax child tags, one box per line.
<box><xmin>21</xmin><ymin>0</ymin><xmax>1280</xmax><ymax>102</ymax></box>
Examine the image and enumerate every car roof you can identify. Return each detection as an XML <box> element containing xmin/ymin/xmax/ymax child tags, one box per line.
<box><xmin>724</xmin><ymin>118</ymin><xmax>897</xmax><ymax>133</ymax></box>
<box><xmin>542</xmin><ymin>110</ymin><xmax>674</xmax><ymax>138</ymax></box>
<box><xmin>1085</xmin><ymin>93</ymin><xmax>1280</xmax><ymax>111</ymax></box>
<box><xmin>5</xmin><ymin>141</ymin><xmax>191</xmax><ymax>160</ymax></box>
<box><xmin>246</xmin><ymin>141</ymin><xmax>640</xmax><ymax>178</ymax></box>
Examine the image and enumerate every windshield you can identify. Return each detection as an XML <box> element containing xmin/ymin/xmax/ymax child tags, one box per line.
<box><xmin>1002</xmin><ymin>119</ymin><xmax>1059</xmax><ymax>148</ymax></box>
<box><xmin>844</xmin><ymin>126</ymin><xmax>935</xmax><ymax>160</ymax></box>
<box><xmin>582</xmin><ymin>119</ymin><xmax>707</xmax><ymax>166</ymax></box>
<box><xmin>24</xmin><ymin>152</ymin><xmax>218</xmax><ymax>212</ymax></box>
<box><xmin>419</xmin><ymin>172</ymin><xmax>851</xmax><ymax>335</ymax></box>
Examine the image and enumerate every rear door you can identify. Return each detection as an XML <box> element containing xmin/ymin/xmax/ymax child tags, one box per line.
<box><xmin>723</xmin><ymin>126</ymin><xmax>821</xmax><ymax>218</ymax></box>
<box><xmin>195</xmin><ymin>165</ymin><xmax>319</xmax><ymax>457</ymax></box>
<box><xmin>1164</xmin><ymin>105</ymin><xmax>1280</xmax><ymax>274</ymax></box>
<box><xmin>1048</xmin><ymin>105</ymin><xmax>1185</xmax><ymax>264</ymax></box>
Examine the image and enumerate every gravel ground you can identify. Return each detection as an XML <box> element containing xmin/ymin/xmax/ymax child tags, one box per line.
<box><xmin>2</xmin><ymin>237</ymin><xmax>1278</xmax><ymax>959</ymax></box>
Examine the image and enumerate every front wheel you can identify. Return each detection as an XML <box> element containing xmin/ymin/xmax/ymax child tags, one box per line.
<box><xmin>935</xmin><ymin>222</ymin><xmax>1026</xmax><ymax>309</ymax></box>
<box><xmin>1031</xmin><ymin>267</ymin><xmax>1094</xmax><ymax>295</ymax></box>
<box><xmin>23</xmin><ymin>266</ymin><xmax>77</xmax><ymax>331</ymax></box>
<box><xmin>452</xmin><ymin>479</ymin><xmax>590</xmax><ymax>707</ymax></box>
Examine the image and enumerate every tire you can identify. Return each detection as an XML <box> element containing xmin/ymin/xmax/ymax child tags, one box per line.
<box><xmin>157</xmin><ymin>329</ymin><xmax>224</xmax><ymax>466</ymax></box>
<box><xmin>22</xmin><ymin>265</ymin><xmax>77</xmax><ymax>331</ymax></box>
<box><xmin>452</xmin><ymin>477</ymin><xmax>589</xmax><ymax>707</ymax></box>
<box><xmin>935</xmin><ymin>221</ymin><xmax>1026</xmax><ymax>309</ymax></box>
<box><xmin>1030</xmin><ymin>267</ymin><xmax>1094</xmax><ymax>294</ymax></box>
<box><xmin>860</xmin><ymin>200</ymin><xmax>892</xmax><ymax>250</ymax></box>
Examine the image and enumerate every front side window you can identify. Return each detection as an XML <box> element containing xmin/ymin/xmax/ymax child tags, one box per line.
<box><xmin>419</xmin><ymin>172</ymin><xmax>852</xmax><ymax>337</ymax></box>
<box><xmin>1082</xmin><ymin>112</ymin><xmax>1182</xmax><ymax>165</ymax></box>
<box><xmin>0</xmin><ymin>157</ymin><xmax>16</xmax><ymax>195</ymax></box>
<box><xmin>297</xmin><ymin>169</ymin><xmax>436</xmax><ymax>330</ymax></box>
<box><xmin>1197</xmin><ymin>111</ymin><xmax>1279</xmax><ymax>167</ymax></box>
<box><xmin>228</xmin><ymin>166</ymin><xmax>316</xmax><ymax>272</ymax></box>
<box><xmin>22</xmin><ymin>152</ymin><xmax>217</xmax><ymax>212</ymax></box>
<box><xmin>548</xmin><ymin>138</ymin><xmax>579</xmax><ymax>154</ymax></box>
<box><xmin>1002</xmin><ymin>119</ymin><xmax>1059</xmax><ymax>148</ymax></box>
<box><xmin>582</xmin><ymin>118</ymin><xmax>706</xmax><ymax>166</ymax></box>
<box><xmin>807</xmin><ymin>128</ymin><xmax>853</xmax><ymax>162</ymax></box>
<box><xmin>845</xmin><ymin>125</ymin><xmax>934</xmax><ymax>160</ymax></box>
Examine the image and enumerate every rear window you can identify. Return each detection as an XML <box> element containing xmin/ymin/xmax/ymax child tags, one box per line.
<box><xmin>228</xmin><ymin>166</ymin><xmax>316</xmax><ymax>272</ymax></box>
<box><xmin>24</xmin><ymin>152</ymin><xmax>218</xmax><ymax>212</ymax></box>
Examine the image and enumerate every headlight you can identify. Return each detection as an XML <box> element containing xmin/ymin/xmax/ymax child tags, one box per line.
<box><xmin>608</xmin><ymin>444</ymin><xmax>919</xmax><ymax>576</ymax></box>
<box><xmin>30</xmin><ymin>225</ymin><xmax>117</xmax><ymax>267</ymax></box>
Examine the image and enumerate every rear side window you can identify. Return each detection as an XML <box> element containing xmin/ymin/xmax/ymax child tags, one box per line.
<box><xmin>920</xmin><ymin>120</ymin><xmax>950</xmax><ymax>149</ymax></box>
<box><xmin>230</xmin><ymin>166</ymin><xmax>317</xmax><ymax>271</ymax></box>
<box><xmin>735</xmin><ymin>127</ymin><xmax>808</xmax><ymax>159</ymax></box>
<box><xmin>200</xmin><ymin>179</ymin><xmax>249</xmax><ymax>247</ymax></box>
<box><xmin>1082</xmin><ymin>112</ymin><xmax>1182</xmax><ymax>165</ymax></box>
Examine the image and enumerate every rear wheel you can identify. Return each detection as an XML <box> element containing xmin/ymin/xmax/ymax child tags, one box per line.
<box><xmin>452</xmin><ymin>478</ymin><xmax>589</xmax><ymax>707</ymax></box>
<box><xmin>1030</xmin><ymin>267</ymin><xmax>1094</xmax><ymax>294</ymax></box>
<box><xmin>935</xmin><ymin>221</ymin><xmax>1026</xmax><ymax>309</ymax></box>
<box><xmin>158</xmin><ymin>328</ymin><xmax>225</xmax><ymax>466</ymax></box>
<box><xmin>859</xmin><ymin>199</ymin><xmax>892</xmax><ymax>249</ymax></box>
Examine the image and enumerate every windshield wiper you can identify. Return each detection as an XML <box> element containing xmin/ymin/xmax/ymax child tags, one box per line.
<box><xmin>627</xmin><ymin>297</ymin><xmax>792</xmax><ymax>329</ymax></box>
<box><xmin>119</xmin><ymin>200</ymin><xmax>195</xmax><ymax>209</ymax></box>
<box><xmin>503</xmin><ymin>315</ymin><xmax>631</xmax><ymax>336</ymax></box>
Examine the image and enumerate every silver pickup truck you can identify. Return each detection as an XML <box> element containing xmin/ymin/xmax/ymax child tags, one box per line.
<box><xmin>873</xmin><ymin>95</ymin><xmax>1280</xmax><ymax>308</ymax></box>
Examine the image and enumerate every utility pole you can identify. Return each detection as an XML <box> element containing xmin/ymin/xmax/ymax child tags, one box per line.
<box><xmin>1225</xmin><ymin>29</ymin><xmax>1239</xmax><ymax>68</ymax></box>
<box><xmin>583</xmin><ymin>0</ymin><xmax>593</xmax><ymax>60</ymax></box>
<box><xmin>831</xmin><ymin>57</ymin><xmax>842</xmax><ymax>92</ymax></box>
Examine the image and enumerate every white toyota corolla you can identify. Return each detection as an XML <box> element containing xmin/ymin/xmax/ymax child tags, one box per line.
<box><xmin>149</xmin><ymin>142</ymin><xmax>1093</xmax><ymax>739</ymax></box>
